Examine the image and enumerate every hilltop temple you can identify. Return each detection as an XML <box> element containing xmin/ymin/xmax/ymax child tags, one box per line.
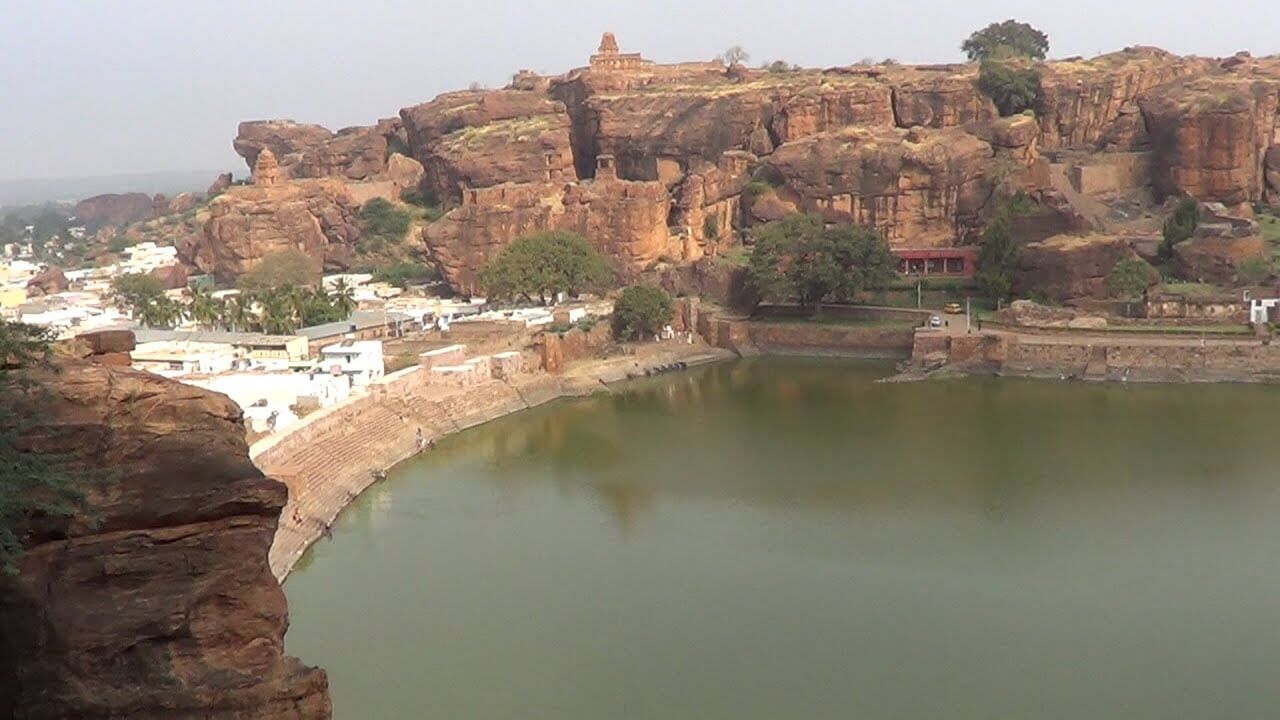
<box><xmin>589</xmin><ymin>32</ymin><xmax>652</xmax><ymax>71</ymax></box>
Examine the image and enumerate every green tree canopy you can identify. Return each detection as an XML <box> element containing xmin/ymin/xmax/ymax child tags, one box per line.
<box><xmin>962</xmin><ymin>19</ymin><xmax>1050</xmax><ymax>61</ymax></box>
<box><xmin>479</xmin><ymin>231</ymin><xmax>613</xmax><ymax>304</ymax></box>
<box><xmin>747</xmin><ymin>214</ymin><xmax>898</xmax><ymax>310</ymax></box>
<box><xmin>357</xmin><ymin>198</ymin><xmax>413</xmax><ymax>251</ymax></box>
<box><xmin>976</xmin><ymin>212</ymin><xmax>1020</xmax><ymax>302</ymax></box>
<box><xmin>1106</xmin><ymin>257</ymin><xmax>1159</xmax><ymax>300</ymax></box>
<box><xmin>108</xmin><ymin>273</ymin><xmax>180</xmax><ymax>328</ymax></box>
<box><xmin>978</xmin><ymin>60</ymin><xmax>1042</xmax><ymax>116</ymax></box>
<box><xmin>1158</xmin><ymin>198</ymin><xmax>1200</xmax><ymax>261</ymax></box>
<box><xmin>237</xmin><ymin>249</ymin><xmax>321</xmax><ymax>293</ymax></box>
<box><xmin>612</xmin><ymin>285</ymin><xmax>675</xmax><ymax>341</ymax></box>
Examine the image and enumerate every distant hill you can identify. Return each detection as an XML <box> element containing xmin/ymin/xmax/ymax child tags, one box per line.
<box><xmin>0</xmin><ymin>170</ymin><xmax>235</xmax><ymax>207</ymax></box>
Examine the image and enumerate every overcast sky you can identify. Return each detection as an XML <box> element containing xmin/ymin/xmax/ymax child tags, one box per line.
<box><xmin>3</xmin><ymin>0</ymin><xmax>1279</xmax><ymax>181</ymax></box>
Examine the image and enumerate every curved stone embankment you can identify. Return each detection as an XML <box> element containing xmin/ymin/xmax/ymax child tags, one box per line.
<box><xmin>256</xmin><ymin>344</ymin><xmax>730</xmax><ymax>580</ymax></box>
<box><xmin>695</xmin><ymin>308</ymin><xmax>920</xmax><ymax>359</ymax></box>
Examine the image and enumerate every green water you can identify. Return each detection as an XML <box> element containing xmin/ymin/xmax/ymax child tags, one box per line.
<box><xmin>285</xmin><ymin>358</ymin><xmax>1280</xmax><ymax>719</ymax></box>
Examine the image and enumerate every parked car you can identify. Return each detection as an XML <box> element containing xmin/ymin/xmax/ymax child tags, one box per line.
<box><xmin>929</xmin><ymin>315</ymin><xmax>943</xmax><ymax>328</ymax></box>
<box><xmin>943</xmin><ymin>302</ymin><xmax>963</xmax><ymax>314</ymax></box>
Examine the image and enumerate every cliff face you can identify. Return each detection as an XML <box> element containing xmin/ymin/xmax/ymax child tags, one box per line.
<box><xmin>191</xmin><ymin>37</ymin><xmax>1280</xmax><ymax>292</ymax></box>
<box><xmin>0</xmin><ymin>341</ymin><xmax>330</xmax><ymax>719</ymax></box>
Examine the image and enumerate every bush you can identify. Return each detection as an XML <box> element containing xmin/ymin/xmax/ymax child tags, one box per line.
<box><xmin>1158</xmin><ymin>198</ymin><xmax>1200</xmax><ymax>261</ymax></box>
<box><xmin>373</xmin><ymin>261</ymin><xmax>440</xmax><ymax>289</ymax></box>
<box><xmin>1106</xmin><ymin>257</ymin><xmax>1159</xmax><ymax>300</ymax></box>
<box><xmin>612</xmin><ymin>285</ymin><xmax>674</xmax><ymax>341</ymax></box>
<box><xmin>358</xmin><ymin>198</ymin><xmax>412</xmax><ymax>248</ymax></box>
<box><xmin>1237</xmin><ymin>256</ymin><xmax>1274</xmax><ymax>285</ymax></box>
<box><xmin>978</xmin><ymin>60</ymin><xmax>1041</xmax><ymax>116</ymax></box>
<box><xmin>703</xmin><ymin>215</ymin><xmax>720</xmax><ymax>239</ymax></box>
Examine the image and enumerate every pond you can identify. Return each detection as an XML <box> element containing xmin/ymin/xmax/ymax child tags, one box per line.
<box><xmin>286</xmin><ymin>357</ymin><xmax>1280</xmax><ymax>719</ymax></box>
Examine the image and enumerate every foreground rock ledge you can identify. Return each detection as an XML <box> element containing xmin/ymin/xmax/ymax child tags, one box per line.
<box><xmin>0</xmin><ymin>354</ymin><xmax>330</xmax><ymax>719</ymax></box>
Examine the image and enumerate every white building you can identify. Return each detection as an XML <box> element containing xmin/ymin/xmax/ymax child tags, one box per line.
<box><xmin>131</xmin><ymin>340</ymin><xmax>240</xmax><ymax>377</ymax></box>
<box><xmin>187</xmin><ymin>371</ymin><xmax>353</xmax><ymax>434</ymax></box>
<box><xmin>316</xmin><ymin>340</ymin><xmax>384</xmax><ymax>386</ymax></box>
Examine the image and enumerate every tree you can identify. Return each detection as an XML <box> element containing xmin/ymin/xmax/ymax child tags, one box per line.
<box><xmin>962</xmin><ymin>19</ymin><xmax>1049</xmax><ymax>61</ymax></box>
<box><xmin>0</xmin><ymin>321</ymin><xmax>94</xmax><ymax>574</ymax></box>
<box><xmin>1158</xmin><ymin>198</ymin><xmax>1199</xmax><ymax>261</ymax></box>
<box><xmin>612</xmin><ymin>286</ymin><xmax>675</xmax><ymax>341</ymax></box>
<box><xmin>720</xmin><ymin>46</ymin><xmax>750</xmax><ymax>66</ymax></box>
<box><xmin>187</xmin><ymin>285</ymin><xmax>220</xmax><ymax>329</ymax></box>
<box><xmin>1236</xmin><ymin>256</ymin><xmax>1274</xmax><ymax>285</ymax></box>
<box><xmin>747</xmin><ymin>213</ymin><xmax>897</xmax><ymax>310</ymax></box>
<box><xmin>257</xmin><ymin>290</ymin><xmax>298</xmax><ymax>335</ymax></box>
<box><xmin>219</xmin><ymin>294</ymin><xmax>252</xmax><ymax>332</ymax></box>
<box><xmin>479</xmin><ymin>231</ymin><xmax>613</xmax><ymax>304</ymax></box>
<box><xmin>373</xmin><ymin>261</ymin><xmax>440</xmax><ymax>289</ymax></box>
<box><xmin>237</xmin><ymin>249</ymin><xmax>321</xmax><ymax>293</ymax></box>
<box><xmin>1106</xmin><ymin>257</ymin><xmax>1159</xmax><ymax>300</ymax></box>
<box><xmin>329</xmin><ymin>278</ymin><xmax>357</xmax><ymax>319</ymax></box>
<box><xmin>108</xmin><ymin>273</ymin><xmax>169</xmax><ymax>326</ymax></box>
<box><xmin>976</xmin><ymin>212</ymin><xmax>1020</xmax><ymax>302</ymax></box>
<box><xmin>978</xmin><ymin>60</ymin><xmax>1042</xmax><ymax>116</ymax></box>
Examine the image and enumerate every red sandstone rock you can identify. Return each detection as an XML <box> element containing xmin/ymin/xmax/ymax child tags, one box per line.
<box><xmin>73</xmin><ymin>193</ymin><xmax>155</xmax><ymax>228</ymax></box>
<box><xmin>0</xmin><ymin>359</ymin><xmax>330</xmax><ymax>719</ymax></box>
<box><xmin>1013</xmin><ymin>234</ymin><xmax>1141</xmax><ymax>301</ymax></box>
<box><xmin>233</xmin><ymin>120</ymin><xmax>335</xmax><ymax>176</ymax></box>
<box><xmin>183</xmin><ymin>179</ymin><xmax>361</xmax><ymax>280</ymax></box>
<box><xmin>208</xmin><ymin>172</ymin><xmax>234</xmax><ymax>197</ymax></box>
<box><xmin>1173</xmin><ymin>234</ymin><xmax>1267</xmax><ymax>283</ymax></box>
<box><xmin>150</xmin><ymin>262</ymin><xmax>189</xmax><ymax>290</ymax></box>
<box><xmin>889</xmin><ymin>70</ymin><xmax>998</xmax><ymax>129</ymax></box>
<box><xmin>25</xmin><ymin>266</ymin><xmax>68</xmax><ymax>296</ymax></box>
<box><xmin>763</xmin><ymin>126</ymin><xmax>995</xmax><ymax>246</ymax></box>
<box><xmin>1139</xmin><ymin>77</ymin><xmax>1280</xmax><ymax>205</ymax></box>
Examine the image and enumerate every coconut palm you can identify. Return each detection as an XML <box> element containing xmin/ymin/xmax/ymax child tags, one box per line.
<box><xmin>258</xmin><ymin>290</ymin><xmax>297</xmax><ymax>335</ymax></box>
<box><xmin>187</xmin><ymin>285</ymin><xmax>220</xmax><ymax>329</ymax></box>
<box><xmin>220</xmin><ymin>294</ymin><xmax>252</xmax><ymax>332</ymax></box>
<box><xmin>329</xmin><ymin>278</ymin><xmax>357</xmax><ymax>319</ymax></box>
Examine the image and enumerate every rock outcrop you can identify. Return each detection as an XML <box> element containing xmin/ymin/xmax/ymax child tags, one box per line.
<box><xmin>73</xmin><ymin>193</ymin><xmax>155</xmax><ymax>229</ymax></box>
<box><xmin>197</xmin><ymin>36</ymin><xmax>1280</xmax><ymax>291</ymax></box>
<box><xmin>25</xmin><ymin>266</ymin><xmax>68</xmax><ymax>296</ymax></box>
<box><xmin>1013</xmin><ymin>234</ymin><xmax>1140</xmax><ymax>301</ymax></box>
<box><xmin>763</xmin><ymin>126</ymin><xmax>996</xmax><ymax>246</ymax></box>
<box><xmin>0</xmin><ymin>339</ymin><xmax>330</xmax><ymax>719</ymax></box>
<box><xmin>182</xmin><ymin>178</ymin><xmax>361</xmax><ymax>280</ymax></box>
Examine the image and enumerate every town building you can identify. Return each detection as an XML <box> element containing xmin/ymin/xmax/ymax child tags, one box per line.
<box><xmin>132</xmin><ymin>329</ymin><xmax>310</xmax><ymax>368</ymax></box>
<box><xmin>131</xmin><ymin>340</ymin><xmax>239</xmax><ymax>377</ymax></box>
<box><xmin>315</xmin><ymin>340</ymin><xmax>384</xmax><ymax>386</ymax></box>
<box><xmin>297</xmin><ymin>310</ymin><xmax>414</xmax><ymax>354</ymax></box>
<box><xmin>893</xmin><ymin>247</ymin><xmax>978</xmax><ymax>279</ymax></box>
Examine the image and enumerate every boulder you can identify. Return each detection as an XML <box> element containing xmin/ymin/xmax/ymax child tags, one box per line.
<box><xmin>0</xmin><ymin>360</ymin><xmax>330</xmax><ymax>718</ymax></box>
<box><xmin>207</xmin><ymin>172</ymin><xmax>233</xmax><ymax>197</ymax></box>
<box><xmin>384</xmin><ymin>152</ymin><xmax>425</xmax><ymax>194</ymax></box>
<box><xmin>149</xmin><ymin>263</ymin><xmax>189</xmax><ymax>290</ymax></box>
<box><xmin>233</xmin><ymin>120</ymin><xmax>334</xmax><ymax>175</ymax></box>
<box><xmin>890</xmin><ymin>70</ymin><xmax>998</xmax><ymax>129</ymax></box>
<box><xmin>1173</xmin><ymin>234</ymin><xmax>1267</xmax><ymax>284</ymax></box>
<box><xmin>25</xmin><ymin>267</ymin><xmax>68</xmax><ymax>296</ymax></box>
<box><xmin>1013</xmin><ymin>234</ymin><xmax>1140</xmax><ymax>301</ymax></box>
<box><xmin>168</xmin><ymin>191</ymin><xmax>200</xmax><ymax>215</ymax></box>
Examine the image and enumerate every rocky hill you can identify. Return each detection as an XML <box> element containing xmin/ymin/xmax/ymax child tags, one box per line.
<box><xmin>0</xmin><ymin>332</ymin><xmax>331</xmax><ymax>719</ymax></box>
<box><xmin>182</xmin><ymin>35</ymin><xmax>1280</xmax><ymax>294</ymax></box>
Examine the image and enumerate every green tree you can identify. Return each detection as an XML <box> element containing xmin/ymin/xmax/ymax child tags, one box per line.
<box><xmin>978</xmin><ymin>60</ymin><xmax>1042</xmax><ymax>116</ymax></box>
<box><xmin>237</xmin><ymin>249</ymin><xmax>321</xmax><ymax>293</ymax></box>
<box><xmin>108</xmin><ymin>273</ymin><xmax>169</xmax><ymax>326</ymax></box>
<box><xmin>219</xmin><ymin>294</ymin><xmax>252</xmax><ymax>332</ymax></box>
<box><xmin>612</xmin><ymin>285</ymin><xmax>675</xmax><ymax>341</ymax></box>
<box><xmin>747</xmin><ymin>214</ymin><xmax>897</xmax><ymax>310</ymax></box>
<box><xmin>0</xmin><ymin>321</ymin><xmax>94</xmax><ymax>574</ymax></box>
<box><xmin>329</xmin><ymin>278</ymin><xmax>357</xmax><ymax>319</ymax></box>
<box><xmin>479</xmin><ymin>231</ymin><xmax>613</xmax><ymax>304</ymax></box>
<box><xmin>962</xmin><ymin>19</ymin><xmax>1050</xmax><ymax>61</ymax></box>
<box><xmin>257</xmin><ymin>290</ymin><xmax>298</xmax><ymax>335</ymax></box>
<box><xmin>1106</xmin><ymin>257</ymin><xmax>1159</xmax><ymax>300</ymax></box>
<box><xmin>187</xmin><ymin>285</ymin><xmax>220</xmax><ymax>329</ymax></box>
<box><xmin>976</xmin><ymin>212</ymin><xmax>1020</xmax><ymax>302</ymax></box>
<box><xmin>1158</xmin><ymin>198</ymin><xmax>1200</xmax><ymax>261</ymax></box>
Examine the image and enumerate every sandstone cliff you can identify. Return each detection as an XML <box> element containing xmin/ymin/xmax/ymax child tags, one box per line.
<box><xmin>73</xmin><ymin>192</ymin><xmax>156</xmax><ymax>229</ymax></box>
<box><xmin>192</xmin><ymin>36</ymin><xmax>1280</xmax><ymax>295</ymax></box>
<box><xmin>0</xmin><ymin>336</ymin><xmax>330</xmax><ymax>719</ymax></box>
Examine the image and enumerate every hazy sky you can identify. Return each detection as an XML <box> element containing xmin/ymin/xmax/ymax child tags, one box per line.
<box><xmin>4</xmin><ymin>0</ymin><xmax>1279</xmax><ymax>181</ymax></box>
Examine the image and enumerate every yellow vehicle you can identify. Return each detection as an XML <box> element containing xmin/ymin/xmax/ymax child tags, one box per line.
<box><xmin>943</xmin><ymin>302</ymin><xmax>963</xmax><ymax>314</ymax></box>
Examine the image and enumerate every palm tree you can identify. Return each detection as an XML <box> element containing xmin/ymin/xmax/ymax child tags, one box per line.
<box><xmin>188</xmin><ymin>285</ymin><xmax>219</xmax><ymax>329</ymax></box>
<box><xmin>258</xmin><ymin>291</ymin><xmax>297</xmax><ymax>335</ymax></box>
<box><xmin>330</xmin><ymin>278</ymin><xmax>357</xmax><ymax>320</ymax></box>
<box><xmin>220</xmin><ymin>294</ymin><xmax>251</xmax><ymax>332</ymax></box>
